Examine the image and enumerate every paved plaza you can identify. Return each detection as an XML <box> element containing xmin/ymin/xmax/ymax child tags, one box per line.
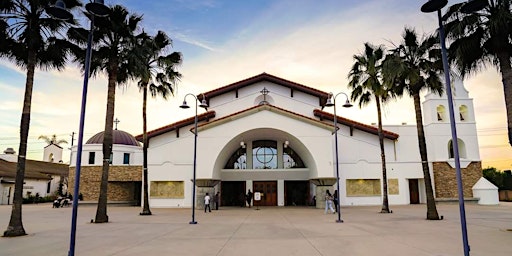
<box><xmin>0</xmin><ymin>202</ymin><xmax>511</xmax><ymax>256</ymax></box>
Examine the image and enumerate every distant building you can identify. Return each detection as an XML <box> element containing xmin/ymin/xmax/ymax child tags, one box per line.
<box><xmin>135</xmin><ymin>73</ymin><xmax>482</xmax><ymax>208</ymax></box>
<box><xmin>69</xmin><ymin>129</ymin><xmax>143</xmax><ymax>204</ymax></box>
<box><xmin>0</xmin><ymin>148</ymin><xmax>68</xmax><ymax>205</ymax></box>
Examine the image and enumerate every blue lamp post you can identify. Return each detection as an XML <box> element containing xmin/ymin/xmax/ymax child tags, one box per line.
<box><xmin>180</xmin><ymin>93</ymin><xmax>208</xmax><ymax>224</ymax></box>
<box><xmin>325</xmin><ymin>92</ymin><xmax>353</xmax><ymax>223</ymax></box>
<box><xmin>421</xmin><ymin>1</ymin><xmax>487</xmax><ymax>255</ymax></box>
<box><xmin>47</xmin><ymin>1</ymin><xmax>110</xmax><ymax>255</ymax></box>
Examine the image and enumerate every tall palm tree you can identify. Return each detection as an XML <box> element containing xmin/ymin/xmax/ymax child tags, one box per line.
<box><xmin>348</xmin><ymin>43</ymin><xmax>392</xmax><ymax>213</ymax></box>
<box><xmin>38</xmin><ymin>134</ymin><xmax>68</xmax><ymax>146</ymax></box>
<box><xmin>383</xmin><ymin>27</ymin><xmax>444</xmax><ymax>220</ymax></box>
<box><xmin>1</xmin><ymin>0</ymin><xmax>79</xmax><ymax>237</ymax></box>
<box><xmin>67</xmin><ymin>5</ymin><xmax>142</xmax><ymax>223</ymax></box>
<box><xmin>444</xmin><ymin>0</ymin><xmax>512</xmax><ymax>146</ymax></box>
<box><xmin>132</xmin><ymin>31</ymin><xmax>183</xmax><ymax>215</ymax></box>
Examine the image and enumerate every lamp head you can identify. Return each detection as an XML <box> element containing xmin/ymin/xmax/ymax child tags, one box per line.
<box><xmin>421</xmin><ymin>0</ymin><xmax>448</xmax><ymax>13</ymax></box>
<box><xmin>325</xmin><ymin>94</ymin><xmax>335</xmax><ymax>107</ymax></box>
<box><xmin>461</xmin><ymin>0</ymin><xmax>487</xmax><ymax>13</ymax></box>
<box><xmin>342</xmin><ymin>99</ymin><xmax>353</xmax><ymax>108</ymax></box>
<box><xmin>179</xmin><ymin>100</ymin><xmax>190</xmax><ymax>109</ymax></box>
<box><xmin>46</xmin><ymin>0</ymin><xmax>73</xmax><ymax>21</ymax></box>
<box><xmin>199</xmin><ymin>99</ymin><xmax>208</xmax><ymax>109</ymax></box>
<box><xmin>86</xmin><ymin>0</ymin><xmax>110</xmax><ymax>17</ymax></box>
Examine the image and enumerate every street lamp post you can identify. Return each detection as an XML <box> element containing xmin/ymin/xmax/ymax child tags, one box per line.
<box><xmin>180</xmin><ymin>93</ymin><xmax>208</xmax><ymax>224</ymax></box>
<box><xmin>325</xmin><ymin>92</ymin><xmax>352</xmax><ymax>223</ymax></box>
<box><xmin>47</xmin><ymin>1</ymin><xmax>110</xmax><ymax>255</ymax></box>
<box><xmin>421</xmin><ymin>1</ymin><xmax>486</xmax><ymax>255</ymax></box>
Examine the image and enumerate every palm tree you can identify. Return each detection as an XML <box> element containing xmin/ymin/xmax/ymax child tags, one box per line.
<box><xmin>1</xmin><ymin>0</ymin><xmax>79</xmax><ymax>237</ymax></box>
<box><xmin>383</xmin><ymin>27</ymin><xmax>444</xmax><ymax>220</ymax></box>
<box><xmin>444</xmin><ymin>1</ymin><xmax>512</xmax><ymax>146</ymax></box>
<box><xmin>38</xmin><ymin>134</ymin><xmax>68</xmax><ymax>146</ymax></box>
<box><xmin>348</xmin><ymin>43</ymin><xmax>392</xmax><ymax>213</ymax></box>
<box><xmin>67</xmin><ymin>5</ymin><xmax>142</xmax><ymax>223</ymax></box>
<box><xmin>131</xmin><ymin>31</ymin><xmax>183</xmax><ymax>215</ymax></box>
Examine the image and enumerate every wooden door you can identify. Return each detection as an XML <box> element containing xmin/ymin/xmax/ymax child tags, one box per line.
<box><xmin>253</xmin><ymin>181</ymin><xmax>277</xmax><ymax>206</ymax></box>
<box><xmin>409</xmin><ymin>179</ymin><xmax>420</xmax><ymax>204</ymax></box>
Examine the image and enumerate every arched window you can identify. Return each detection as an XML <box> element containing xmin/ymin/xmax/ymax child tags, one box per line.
<box><xmin>448</xmin><ymin>139</ymin><xmax>467</xmax><ymax>159</ymax></box>
<box><xmin>283</xmin><ymin>147</ymin><xmax>306</xmax><ymax>168</ymax></box>
<box><xmin>459</xmin><ymin>105</ymin><xmax>468</xmax><ymax>121</ymax></box>
<box><xmin>224</xmin><ymin>140</ymin><xmax>306</xmax><ymax>169</ymax></box>
<box><xmin>253</xmin><ymin>140</ymin><xmax>277</xmax><ymax>169</ymax></box>
<box><xmin>437</xmin><ymin>105</ymin><xmax>446</xmax><ymax>122</ymax></box>
<box><xmin>225</xmin><ymin>148</ymin><xmax>247</xmax><ymax>169</ymax></box>
<box><xmin>48</xmin><ymin>153</ymin><xmax>54</xmax><ymax>162</ymax></box>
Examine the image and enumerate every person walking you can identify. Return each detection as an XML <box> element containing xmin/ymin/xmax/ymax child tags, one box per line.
<box><xmin>246</xmin><ymin>189</ymin><xmax>253</xmax><ymax>208</ymax></box>
<box><xmin>213</xmin><ymin>192</ymin><xmax>220</xmax><ymax>210</ymax></box>
<box><xmin>204</xmin><ymin>192</ymin><xmax>211</xmax><ymax>212</ymax></box>
<box><xmin>324</xmin><ymin>190</ymin><xmax>335</xmax><ymax>214</ymax></box>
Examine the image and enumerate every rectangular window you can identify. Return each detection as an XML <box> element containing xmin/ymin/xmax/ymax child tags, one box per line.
<box><xmin>346</xmin><ymin>179</ymin><xmax>381</xmax><ymax>196</ymax></box>
<box><xmin>88</xmin><ymin>152</ymin><xmax>95</xmax><ymax>164</ymax></box>
<box><xmin>123</xmin><ymin>153</ymin><xmax>130</xmax><ymax>164</ymax></box>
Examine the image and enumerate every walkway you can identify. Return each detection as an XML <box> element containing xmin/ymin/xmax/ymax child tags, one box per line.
<box><xmin>0</xmin><ymin>203</ymin><xmax>511</xmax><ymax>255</ymax></box>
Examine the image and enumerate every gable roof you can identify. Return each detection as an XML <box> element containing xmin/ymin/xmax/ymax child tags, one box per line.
<box><xmin>313</xmin><ymin>109</ymin><xmax>399</xmax><ymax>140</ymax></box>
<box><xmin>195</xmin><ymin>104</ymin><xmax>334</xmax><ymax>132</ymax></box>
<box><xmin>0</xmin><ymin>159</ymin><xmax>68</xmax><ymax>180</ymax></box>
<box><xmin>199</xmin><ymin>73</ymin><xmax>331</xmax><ymax>107</ymax></box>
<box><xmin>135</xmin><ymin>111</ymin><xmax>216</xmax><ymax>141</ymax></box>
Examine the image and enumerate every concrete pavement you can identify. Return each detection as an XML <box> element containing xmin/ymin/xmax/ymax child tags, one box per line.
<box><xmin>0</xmin><ymin>202</ymin><xmax>511</xmax><ymax>256</ymax></box>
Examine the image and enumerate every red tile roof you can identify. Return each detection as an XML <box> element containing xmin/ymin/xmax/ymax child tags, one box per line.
<box><xmin>313</xmin><ymin>109</ymin><xmax>399</xmax><ymax>140</ymax></box>
<box><xmin>196</xmin><ymin>104</ymin><xmax>334</xmax><ymax>130</ymax></box>
<box><xmin>198</xmin><ymin>73</ymin><xmax>331</xmax><ymax>106</ymax></box>
<box><xmin>135</xmin><ymin>111</ymin><xmax>216</xmax><ymax>141</ymax></box>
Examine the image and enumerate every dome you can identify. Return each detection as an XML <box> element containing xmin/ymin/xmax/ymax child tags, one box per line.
<box><xmin>86</xmin><ymin>130</ymin><xmax>140</xmax><ymax>146</ymax></box>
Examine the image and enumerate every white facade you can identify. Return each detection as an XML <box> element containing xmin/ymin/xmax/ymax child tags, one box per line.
<box><xmin>69</xmin><ymin>144</ymin><xmax>143</xmax><ymax>167</ymax></box>
<box><xmin>143</xmin><ymin>73</ymin><xmax>482</xmax><ymax>208</ymax></box>
<box><xmin>43</xmin><ymin>144</ymin><xmax>63</xmax><ymax>163</ymax></box>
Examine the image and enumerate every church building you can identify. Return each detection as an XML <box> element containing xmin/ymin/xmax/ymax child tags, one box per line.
<box><xmin>134</xmin><ymin>73</ymin><xmax>482</xmax><ymax>208</ymax></box>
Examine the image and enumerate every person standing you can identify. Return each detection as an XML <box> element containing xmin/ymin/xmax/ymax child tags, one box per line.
<box><xmin>333</xmin><ymin>190</ymin><xmax>339</xmax><ymax>213</ymax></box>
<box><xmin>324</xmin><ymin>190</ymin><xmax>335</xmax><ymax>214</ymax></box>
<box><xmin>204</xmin><ymin>192</ymin><xmax>211</xmax><ymax>212</ymax></box>
<box><xmin>213</xmin><ymin>192</ymin><xmax>220</xmax><ymax>210</ymax></box>
<box><xmin>246</xmin><ymin>189</ymin><xmax>253</xmax><ymax>208</ymax></box>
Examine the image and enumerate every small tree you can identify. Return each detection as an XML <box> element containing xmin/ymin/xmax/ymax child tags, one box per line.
<box><xmin>483</xmin><ymin>167</ymin><xmax>505</xmax><ymax>189</ymax></box>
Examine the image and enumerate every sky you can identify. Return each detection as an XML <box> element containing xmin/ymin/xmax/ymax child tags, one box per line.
<box><xmin>0</xmin><ymin>0</ymin><xmax>511</xmax><ymax>170</ymax></box>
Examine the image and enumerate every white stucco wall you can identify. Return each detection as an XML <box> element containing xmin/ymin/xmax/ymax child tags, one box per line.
<box><xmin>70</xmin><ymin>144</ymin><xmax>142</xmax><ymax>167</ymax></box>
<box><xmin>144</xmin><ymin>75</ymin><xmax>481</xmax><ymax>208</ymax></box>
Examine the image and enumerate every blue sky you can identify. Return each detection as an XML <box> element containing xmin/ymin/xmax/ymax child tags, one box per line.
<box><xmin>0</xmin><ymin>0</ymin><xmax>510</xmax><ymax>169</ymax></box>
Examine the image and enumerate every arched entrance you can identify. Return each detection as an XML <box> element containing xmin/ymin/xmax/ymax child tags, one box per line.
<box><xmin>212</xmin><ymin>128</ymin><xmax>318</xmax><ymax>207</ymax></box>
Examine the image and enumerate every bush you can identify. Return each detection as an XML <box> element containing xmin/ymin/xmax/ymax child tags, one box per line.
<box><xmin>483</xmin><ymin>167</ymin><xmax>512</xmax><ymax>190</ymax></box>
<box><xmin>22</xmin><ymin>195</ymin><xmax>56</xmax><ymax>204</ymax></box>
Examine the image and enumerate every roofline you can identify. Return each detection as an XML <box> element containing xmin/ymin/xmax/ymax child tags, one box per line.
<box><xmin>198</xmin><ymin>73</ymin><xmax>331</xmax><ymax>107</ymax></box>
<box><xmin>313</xmin><ymin>109</ymin><xmax>399</xmax><ymax>140</ymax></box>
<box><xmin>135</xmin><ymin>111</ymin><xmax>216</xmax><ymax>141</ymax></box>
<box><xmin>196</xmin><ymin>104</ymin><xmax>334</xmax><ymax>132</ymax></box>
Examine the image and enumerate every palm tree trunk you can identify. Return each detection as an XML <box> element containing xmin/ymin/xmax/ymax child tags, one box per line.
<box><xmin>140</xmin><ymin>83</ymin><xmax>152</xmax><ymax>215</ymax></box>
<box><xmin>3</xmin><ymin>50</ymin><xmax>36</xmax><ymax>237</ymax></box>
<box><xmin>94</xmin><ymin>68</ymin><xmax>117</xmax><ymax>223</ymax></box>
<box><xmin>376</xmin><ymin>96</ymin><xmax>390</xmax><ymax>213</ymax></box>
<box><xmin>413</xmin><ymin>93</ymin><xmax>440</xmax><ymax>220</ymax></box>
<box><xmin>496</xmin><ymin>52</ymin><xmax>512</xmax><ymax>146</ymax></box>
